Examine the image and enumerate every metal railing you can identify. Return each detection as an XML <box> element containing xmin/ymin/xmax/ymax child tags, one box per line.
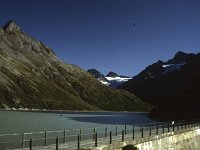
<box><xmin>0</xmin><ymin>119</ymin><xmax>199</xmax><ymax>150</ymax></box>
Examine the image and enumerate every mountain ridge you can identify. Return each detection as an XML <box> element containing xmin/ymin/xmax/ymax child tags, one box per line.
<box><xmin>87</xmin><ymin>69</ymin><xmax>132</xmax><ymax>88</ymax></box>
<box><xmin>3</xmin><ymin>20</ymin><xmax>22</xmax><ymax>32</ymax></box>
<box><xmin>0</xmin><ymin>20</ymin><xmax>151</xmax><ymax>112</ymax></box>
<box><xmin>119</xmin><ymin>51</ymin><xmax>200</xmax><ymax>119</ymax></box>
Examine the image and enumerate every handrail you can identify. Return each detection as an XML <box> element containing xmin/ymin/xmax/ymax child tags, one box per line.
<box><xmin>0</xmin><ymin>119</ymin><xmax>199</xmax><ymax>138</ymax></box>
<box><xmin>0</xmin><ymin>119</ymin><xmax>199</xmax><ymax>150</ymax></box>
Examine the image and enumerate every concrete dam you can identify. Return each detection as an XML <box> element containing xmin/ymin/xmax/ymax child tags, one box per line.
<box><xmin>92</xmin><ymin>120</ymin><xmax>200</xmax><ymax>150</ymax></box>
<box><xmin>97</xmin><ymin>126</ymin><xmax>200</xmax><ymax>150</ymax></box>
<box><xmin>0</xmin><ymin>120</ymin><xmax>199</xmax><ymax>150</ymax></box>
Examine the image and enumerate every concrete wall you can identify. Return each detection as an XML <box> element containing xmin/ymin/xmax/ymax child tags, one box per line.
<box><xmin>93</xmin><ymin>128</ymin><xmax>200</xmax><ymax>150</ymax></box>
<box><xmin>136</xmin><ymin>128</ymin><xmax>200</xmax><ymax>150</ymax></box>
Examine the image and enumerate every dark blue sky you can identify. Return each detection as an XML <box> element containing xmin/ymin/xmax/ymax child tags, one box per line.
<box><xmin>0</xmin><ymin>0</ymin><xmax>200</xmax><ymax>76</ymax></box>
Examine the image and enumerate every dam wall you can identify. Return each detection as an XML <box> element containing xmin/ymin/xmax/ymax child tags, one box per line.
<box><xmin>94</xmin><ymin>127</ymin><xmax>200</xmax><ymax>150</ymax></box>
<box><xmin>136</xmin><ymin>128</ymin><xmax>200</xmax><ymax>150</ymax></box>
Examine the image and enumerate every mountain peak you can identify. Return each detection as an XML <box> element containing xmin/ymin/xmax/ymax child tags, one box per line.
<box><xmin>106</xmin><ymin>72</ymin><xmax>118</xmax><ymax>77</ymax></box>
<box><xmin>174</xmin><ymin>51</ymin><xmax>186</xmax><ymax>57</ymax></box>
<box><xmin>171</xmin><ymin>51</ymin><xmax>190</xmax><ymax>63</ymax></box>
<box><xmin>87</xmin><ymin>69</ymin><xmax>105</xmax><ymax>79</ymax></box>
<box><xmin>3</xmin><ymin>20</ymin><xmax>22</xmax><ymax>32</ymax></box>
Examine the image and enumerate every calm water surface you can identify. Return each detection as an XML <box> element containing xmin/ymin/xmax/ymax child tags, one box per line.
<box><xmin>0</xmin><ymin>111</ymin><xmax>155</xmax><ymax>134</ymax></box>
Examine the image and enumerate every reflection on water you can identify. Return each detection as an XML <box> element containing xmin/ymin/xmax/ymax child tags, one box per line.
<box><xmin>0</xmin><ymin>111</ymin><xmax>155</xmax><ymax>134</ymax></box>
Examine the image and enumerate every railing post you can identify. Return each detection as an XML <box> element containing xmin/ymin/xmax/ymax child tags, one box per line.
<box><xmin>132</xmin><ymin>125</ymin><xmax>135</xmax><ymax>139</ymax></box>
<box><xmin>122</xmin><ymin>130</ymin><xmax>124</xmax><ymax>142</ymax></box>
<box><xmin>29</xmin><ymin>138</ymin><xmax>32</xmax><ymax>150</ymax></box>
<box><xmin>177</xmin><ymin>123</ymin><xmax>179</xmax><ymax>131</ymax></box>
<box><xmin>162</xmin><ymin>125</ymin><xmax>164</xmax><ymax>134</ymax></box>
<box><xmin>141</xmin><ymin>126</ymin><xmax>143</xmax><ymax>138</ymax></box>
<box><xmin>79</xmin><ymin>129</ymin><xmax>82</xmax><ymax>141</ymax></box>
<box><xmin>156</xmin><ymin>124</ymin><xmax>158</xmax><ymax>135</ymax></box>
<box><xmin>95</xmin><ymin>133</ymin><xmax>98</xmax><ymax>147</ymax></box>
<box><xmin>22</xmin><ymin>133</ymin><xmax>25</xmax><ymax>149</ymax></box>
<box><xmin>110</xmin><ymin>131</ymin><xmax>112</xmax><ymax>144</ymax></box>
<box><xmin>105</xmin><ymin>127</ymin><xmax>107</xmax><ymax>137</ymax></box>
<box><xmin>78</xmin><ymin>134</ymin><xmax>80</xmax><ymax>150</ymax></box>
<box><xmin>173</xmin><ymin>124</ymin><xmax>175</xmax><ymax>132</ymax></box>
<box><xmin>45</xmin><ymin>131</ymin><xmax>47</xmax><ymax>146</ymax></box>
<box><xmin>63</xmin><ymin>130</ymin><xmax>66</xmax><ymax>144</ymax></box>
<box><xmin>93</xmin><ymin>128</ymin><xmax>96</xmax><ymax>140</ymax></box>
<box><xmin>56</xmin><ymin>136</ymin><xmax>58</xmax><ymax>150</ymax></box>
<box><xmin>181</xmin><ymin>124</ymin><xmax>183</xmax><ymax>130</ymax></box>
<box><xmin>149</xmin><ymin>126</ymin><xmax>151</xmax><ymax>136</ymax></box>
<box><xmin>116</xmin><ymin>126</ymin><xmax>118</xmax><ymax>136</ymax></box>
<box><xmin>168</xmin><ymin>124</ymin><xmax>170</xmax><ymax>133</ymax></box>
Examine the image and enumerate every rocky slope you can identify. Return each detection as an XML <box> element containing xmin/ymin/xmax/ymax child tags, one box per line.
<box><xmin>0</xmin><ymin>20</ymin><xmax>151</xmax><ymax>111</ymax></box>
<box><xmin>119</xmin><ymin>51</ymin><xmax>200</xmax><ymax>120</ymax></box>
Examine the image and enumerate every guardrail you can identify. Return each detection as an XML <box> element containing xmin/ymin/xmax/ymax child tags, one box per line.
<box><xmin>0</xmin><ymin>119</ymin><xmax>199</xmax><ymax>150</ymax></box>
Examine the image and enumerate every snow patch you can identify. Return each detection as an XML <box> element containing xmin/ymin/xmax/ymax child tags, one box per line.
<box><xmin>99</xmin><ymin>79</ymin><xmax>110</xmax><ymax>86</ymax></box>
<box><xmin>162</xmin><ymin>62</ymin><xmax>186</xmax><ymax>74</ymax></box>
<box><xmin>98</xmin><ymin>76</ymin><xmax>132</xmax><ymax>88</ymax></box>
<box><xmin>105</xmin><ymin>76</ymin><xmax>132</xmax><ymax>82</ymax></box>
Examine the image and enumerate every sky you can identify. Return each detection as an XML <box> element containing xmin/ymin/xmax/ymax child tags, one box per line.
<box><xmin>0</xmin><ymin>0</ymin><xmax>200</xmax><ymax>76</ymax></box>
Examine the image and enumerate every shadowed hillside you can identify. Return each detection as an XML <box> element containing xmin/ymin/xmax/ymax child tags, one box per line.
<box><xmin>119</xmin><ymin>51</ymin><xmax>200</xmax><ymax>120</ymax></box>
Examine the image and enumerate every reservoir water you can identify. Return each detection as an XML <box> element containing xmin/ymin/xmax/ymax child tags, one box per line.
<box><xmin>0</xmin><ymin>111</ymin><xmax>155</xmax><ymax>134</ymax></box>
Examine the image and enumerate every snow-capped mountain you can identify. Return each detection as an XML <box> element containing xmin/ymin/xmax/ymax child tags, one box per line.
<box><xmin>119</xmin><ymin>51</ymin><xmax>200</xmax><ymax>120</ymax></box>
<box><xmin>87</xmin><ymin>70</ymin><xmax>131</xmax><ymax>88</ymax></box>
<box><xmin>131</xmin><ymin>51</ymin><xmax>196</xmax><ymax>81</ymax></box>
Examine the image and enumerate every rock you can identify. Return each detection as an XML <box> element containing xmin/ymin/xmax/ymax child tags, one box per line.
<box><xmin>0</xmin><ymin>28</ymin><xmax>4</xmax><ymax>35</ymax></box>
<box><xmin>3</xmin><ymin>20</ymin><xmax>22</xmax><ymax>32</ymax></box>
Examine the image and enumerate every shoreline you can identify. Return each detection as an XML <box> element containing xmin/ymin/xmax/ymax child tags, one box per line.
<box><xmin>0</xmin><ymin>108</ymin><xmax>150</xmax><ymax>114</ymax></box>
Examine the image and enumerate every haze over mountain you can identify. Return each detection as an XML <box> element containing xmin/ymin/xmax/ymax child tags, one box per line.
<box><xmin>119</xmin><ymin>51</ymin><xmax>200</xmax><ymax>119</ymax></box>
<box><xmin>0</xmin><ymin>20</ymin><xmax>150</xmax><ymax>112</ymax></box>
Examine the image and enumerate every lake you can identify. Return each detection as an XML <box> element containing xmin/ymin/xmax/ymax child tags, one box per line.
<box><xmin>0</xmin><ymin>110</ymin><xmax>155</xmax><ymax>134</ymax></box>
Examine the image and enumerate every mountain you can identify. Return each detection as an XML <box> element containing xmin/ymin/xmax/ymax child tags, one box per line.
<box><xmin>166</xmin><ymin>51</ymin><xmax>196</xmax><ymax>64</ymax></box>
<box><xmin>87</xmin><ymin>70</ymin><xmax>132</xmax><ymax>88</ymax></box>
<box><xmin>87</xmin><ymin>69</ymin><xmax>110</xmax><ymax>85</ymax></box>
<box><xmin>87</xmin><ymin>69</ymin><xmax>105</xmax><ymax>79</ymax></box>
<box><xmin>0</xmin><ymin>20</ymin><xmax>151</xmax><ymax>111</ymax></box>
<box><xmin>105</xmin><ymin>72</ymin><xmax>132</xmax><ymax>88</ymax></box>
<box><xmin>129</xmin><ymin>51</ymin><xmax>196</xmax><ymax>82</ymax></box>
<box><xmin>119</xmin><ymin>51</ymin><xmax>200</xmax><ymax>120</ymax></box>
<box><xmin>106</xmin><ymin>72</ymin><xmax>118</xmax><ymax>77</ymax></box>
